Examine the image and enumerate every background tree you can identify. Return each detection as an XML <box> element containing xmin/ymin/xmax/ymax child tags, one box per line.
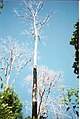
<box><xmin>23</xmin><ymin>66</ymin><xmax>66</xmax><ymax>119</ymax></box>
<box><xmin>0</xmin><ymin>0</ymin><xmax>4</xmax><ymax>14</ymax></box>
<box><xmin>0</xmin><ymin>87</ymin><xmax>23</xmax><ymax>119</ymax></box>
<box><xmin>70</xmin><ymin>21</ymin><xmax>79</xmax><ymax>78</ymax></box>
<box><xmin>63</xmin><ymin>21</ymin><xmax>79</xmax><ymax>119</ymax></box>
<box><xmin>14</xmin><ymin>0</ymin><xmax>53</xmax><ymax>118</ymax></box>
<box><xmin>0</xmin><ymin>37</ymin><xmax>31</xmax><ymax>89</ymax></box>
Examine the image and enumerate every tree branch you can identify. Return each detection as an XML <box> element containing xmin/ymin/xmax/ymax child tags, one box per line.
<box><xmin>11</xmin><ymin>58</ymin><xmax>32</xmax><ymax>86</ymax></box>
<box><xmin>38</xmin><ymin>88</ymin><xmax>45</xmax><ymax>117</ymax></box>
<box><xmin>14</xmin><ymin>9</ymin><xmax>33</xmax><ymax>21</ymax></box>
<box><xmin>37</xmin><ymin>1</ymin><xmax>44</xmax><ymax>13</ymax></box>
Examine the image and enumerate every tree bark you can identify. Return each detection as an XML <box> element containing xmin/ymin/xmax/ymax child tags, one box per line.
<box><xmin>32</xmin><ymin>67</ymin><xmax>37</xmax><ymax>119</ymax></box>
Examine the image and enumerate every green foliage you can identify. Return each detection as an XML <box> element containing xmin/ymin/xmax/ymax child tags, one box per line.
<box><xmin>63</xmin><ymin>88</ymin><xmax>79</xmax><ymax>117</ymax></box>
<box><xmin>0</xmin><ymin>2</ymin><xmax>4</xmax><ymax>14</ymax></box>
<box><xmin>64</xmin><ymin>21</ymin><xmax>79</xmax><ymax>118</ymax></box>
<box><xmin>0</xmin><ymin>4</ymin><xmax>4</xmax><ymax>9</ymax></box>
<box><xmin>0</xmin><ymin>87</ymin><xmax>23</xmax><ymax>119</ymax></box>
<box><xmin>25</xmin><ymin>116</ymin><xmax>32</xmax><ymax>119</ymax></box>
<box><xmin>70</xmin><ymin>21</ymin><xmax>79</xmax><ymax>78</ymax></box>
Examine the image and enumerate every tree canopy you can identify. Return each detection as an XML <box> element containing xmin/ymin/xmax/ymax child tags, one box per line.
<box><xmin>70</xmin><ymin>21</ymin><xmax>79</xmax><ymax>78</ymax></box>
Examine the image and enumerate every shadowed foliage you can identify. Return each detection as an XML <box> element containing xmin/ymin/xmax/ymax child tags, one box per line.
<box><xmin>70</xmin><ymin>21</ymin><xmax>79</xmax><ymax>78</ymax></box>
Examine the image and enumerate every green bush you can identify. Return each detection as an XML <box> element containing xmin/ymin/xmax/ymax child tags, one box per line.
<box><xmin>0</xmin><ymin>87</ymin><xmax>23</xmax><ymax>119</ymax></box>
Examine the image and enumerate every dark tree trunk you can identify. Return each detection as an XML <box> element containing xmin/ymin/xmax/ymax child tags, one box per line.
<box><xmin>32</xmin><ymin>67</ymin><xmax>37</xmax><ymax>119</ymax></box>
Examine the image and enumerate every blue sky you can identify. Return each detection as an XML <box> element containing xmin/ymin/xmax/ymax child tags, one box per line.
<box><xmin>0</xmin><ymin>0</ymin><xmax>79</xmax><ymax>117</ymax></box>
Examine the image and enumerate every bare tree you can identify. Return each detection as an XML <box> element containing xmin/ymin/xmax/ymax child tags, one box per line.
<box><xmin>14</xmin><ymin>0</ymin><xmax>53</xmax><ymax>118</ymax></box>
<box><xmin>23</xmin><ymin>66</ymin><xmax>65</xmax><ymax>119</ymax></box>
<box><xmin>0</xmin><ymin>37</ymin><xmax>31</xmax><ymax>89</ymax></box>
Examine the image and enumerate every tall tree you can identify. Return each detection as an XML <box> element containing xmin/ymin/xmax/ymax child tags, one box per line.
<box><xmin>70</xmin><ymin>21</ymin><xmax>79</xmax><ymax>78</ymax></box>
<box><xmin>14</xmin><ymin>1</ymin><xmax>53</xmax><ymax>118</ymax></box>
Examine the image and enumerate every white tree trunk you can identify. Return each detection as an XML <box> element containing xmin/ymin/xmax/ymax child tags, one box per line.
<box><xmin>33</xmin><ymin>16</ymin><xmax>38</xmax><ymax>69</ymax></box>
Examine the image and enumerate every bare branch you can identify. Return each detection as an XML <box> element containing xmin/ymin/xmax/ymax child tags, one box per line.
<box><xmin>15</xmin><ymin>11</ymin><xmax>33</xmax><ymax>20</ymax></box>
<box><xmin>38</xmin><ymin>88</ymin><xmax>45</xmax><ymax>116</ymax></box>
<box><xmin>23</xmin><ymin>0</ymin><xmax>34</xmax><ymax>15</ymax></box>
<box><xmin>14</xmin><ymin>8</ymin><xmax>33</xmax><ymax>21</ymax></box>
<box><xmin>37</xmin><ymin>14</ymin><xmax>50</xmax><ymax>31</ymax></box>
<box><xmin>11</xmin><ymin>58</ymin><xmax>32</xmax><ymax>86</ymax></box>
<box><xmin>37</xmin><ymin>1</ymin><xmax>44</xmax><ymax>13</ymax></box>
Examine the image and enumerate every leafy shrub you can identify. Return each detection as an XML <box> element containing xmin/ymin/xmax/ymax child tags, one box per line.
<box><xmin>0</xmin><ymin>87</ymin><xmax>23</xmax><ymax>119</ymax></box>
